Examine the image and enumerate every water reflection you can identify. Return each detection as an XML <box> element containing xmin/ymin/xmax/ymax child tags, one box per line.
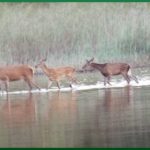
<box><xmin>35</xmin><ymin>91</ymin><xmax>78</xmax><ymax>147</ymax></box>
<box><xmin>0</xmin><ymin>94</ymin><xmax>39</xmax><ymax>147</ymax></box>
<box><xmin>103</xmin><ymin>87</ymin><xmax>133</xmax><ymax>112</ymax></box>
<box><xmin>0</xmin><ymin>86</ymin><xmax>150</xmax><ymax>147</ymax></box>
<box><xmin>47</xmin><ymin>91</ymin><xmax>77</xmax><ymax>110</ymax></box>
<box><xmin>0</xmin><ymin>94</ymin><xmax>36</xmax><ymax>127</ymax></box>
<box><xmin>49</xmin><ymin>92</ymin><xmax>77</xmax><ymax>120</ymax></box>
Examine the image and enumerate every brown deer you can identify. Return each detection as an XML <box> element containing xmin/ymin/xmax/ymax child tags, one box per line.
<box><xmin>0</xmin><ymin>65</ymin><xmax>40</xmax><ymax>93</ymax></box>
<box><xmin>82</xmin><ymin>58</ymin><xmax>138</xmax><ymax>86</ymax></box>
<box><xmin>35</xmin><ymin>59</ymin><xmax>77</xmax><ymax>89</ymax></box>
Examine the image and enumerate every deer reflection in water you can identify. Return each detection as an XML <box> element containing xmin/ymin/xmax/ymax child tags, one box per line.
<box><xmin>0</xmin><ymin>94</ymin><xmax>37</xmax><ymax>127</ymax></box>
<box><xmin>103</xmin><ymin>87</ymin><xmax>132</xmax><ymax>112</ymax></box>
<box><xmin>45</xmin><ymin>91</ymin><xmax>77</xmax><ymax>122</ymax></box>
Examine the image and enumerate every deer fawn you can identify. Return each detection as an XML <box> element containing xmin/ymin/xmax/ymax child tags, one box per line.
<box><xmin>0</xmin><ymin>65</ymin><xmax>40</xmax><ymax>93</ymax></box>
<box><xmin>82</xmin><ymin>58</ymin><xmax>138</xmax><ymax>86</ymax></box>
<box><xmin>35</xmin><ymin>59</ymin><xmax>77</xmax><ymax>89</ymax></box>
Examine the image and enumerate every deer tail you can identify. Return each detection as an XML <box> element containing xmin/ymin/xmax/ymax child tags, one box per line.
<box><xmin>29</xmin><ymin>66</ymin><xmax>35</xmax><ymax>75</ymax></box>
<box><xmin>128</xmin><ymin>68</ymin><xmax>132</xmax><ymax>76</ymax></box>
<box><xmin>128</xmin><ymin>67</ymin><xmax>139</xmax><ymax>83</ymax></box>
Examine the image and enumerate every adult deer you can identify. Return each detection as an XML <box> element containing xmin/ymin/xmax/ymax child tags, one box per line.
<box><xmin>35</xmin><ymin>59</ymin><xmax>77</xmax><ymax>89</ymax></box>
<box><xmin>0</xmin><ymin>65</ymin><xmax>40</xmax><ymax>93</ymax></box>
<box><xmin>82</xmin><ymin>58</ymin><xmax>138</xmax><ymax>86</ymax></box>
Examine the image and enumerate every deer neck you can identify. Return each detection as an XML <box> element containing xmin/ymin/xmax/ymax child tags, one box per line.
<box><xmin>40</xmin><ymin>64</ymin><xmax>52</xmax><ymax>76</ymax></box>
<box><xmin>91</xmin><ymin>63</ymin><xmax>106</xmax><ymax>71</ymax></box>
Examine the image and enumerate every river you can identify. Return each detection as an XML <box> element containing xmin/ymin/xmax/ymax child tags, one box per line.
<box><xmin>0</xmin><ymin>67</ymin><xmax>150</xmax><ymax>147</ymax></box>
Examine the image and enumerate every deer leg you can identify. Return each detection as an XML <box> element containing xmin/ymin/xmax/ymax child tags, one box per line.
<box><xmin>66</xmin><ymin>75</ymin><xmax>76</xmax><ymax>89</ymax></box>
<box><xmin>68</xmin><ymin>80</ymin><xmax>73</xmax><ymax>89</ymax></box>
<box><xmin>127</xmin><ymin>75</ymin><xmax>131</xmax><ymax>84</ymax></box>
<box><xmin>130</xmin><ymin>75</ymin><xmax>139</xmax><ymax>83</ymax></box>
<box><xmin>104</xmin><ymin>76</ymin><xmax>111</xmax><ymax>86</ymax></box>
<box><xmin>104</xmin><ymin>77</ymin><xmax>107</xmax><ymax>86</ymax></box>
<box><xmin>71</xmin><ymin>78</ymin><xmax>77</xmax><ymax>84</ymax></box>
<box><xmin>107</xmin><ymin>76</ymin><xmax>112</xmax><ymax>85</ymax></box>
<box><xmin>70</xmin><ymin>78</ymin><xmax>75</xmax><ymax>88</ymax></box>
<box><xmin>122</xmin><ymin>73</ymin><xmax>130</xmax><ymax>85</ymax></box>
<box><xmin>71</xmin><ymin>76</ymin><xmax>78</xmax><ymax>84</ymax></box>
<box><xmin>47</xmin><ymin>80</ymin><xmax>52</xmax><ymax>89</ymax></box>
<box><xmin>25</xmin><ymin>77</ymin><xmax>40</xmax><ymax>90</ymax></box>
<box><xmin>0</xmin><ymin>80</ymin><xmax>3</xmax><ymax>93</ymax></box>
<box><xmin>56</xmin><ymin>81</ymin><xmax>60</xmax><ymax>89</ymax></box>
<box><xmin>2</xmin><ymin>77</ymin><xmax>9</xmax><ymax>94</ymax></box>
<box><xmin>67</xmin><ymin>75</ymin><xmax>78</xmax><ymax>84</ymax></box>
<box><xmin>25</xmin><ymin>79</ymin><xmax>33</xmax><ymax>91</ymax></box>
<box><xmin>4</xmin><ymin>80</ymin><xmax>9</xmax><ymax>94</ymax></box>
<box><xmin>68</xmin><ymin>79</ymin><xmax>76</xmax><ymax>89</ymax></box>
<box><xmin>127</xmin><ymin>69</ymin><xmax>138</xmax><ymax>83</ymax></box>
<box><xmin>69</xmin><ymin>84</ymin><xmax>73</xmax><ymax>89</ymax></box>
<box><xmin>30</xmin><ymin>80</ymin><xmax>41</xmax><ymax>90</ymax></box>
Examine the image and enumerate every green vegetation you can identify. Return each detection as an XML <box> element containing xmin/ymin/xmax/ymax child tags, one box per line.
<box><xmin>0</xmin><ymin>3</ymin><xmax>150</xmax><ymax>68</ymax></box>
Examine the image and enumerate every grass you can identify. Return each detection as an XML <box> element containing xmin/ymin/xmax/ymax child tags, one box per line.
<box><xmin>0</xmin><ymin>3</ymin><xmax>150</xmax><ymax>68</ymax></box>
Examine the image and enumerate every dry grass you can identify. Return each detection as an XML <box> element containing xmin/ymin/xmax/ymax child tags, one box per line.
<box><xmin>0</xmin><ymin>3</ymin><xmax>150</xmax><ymax>68</ymax></box>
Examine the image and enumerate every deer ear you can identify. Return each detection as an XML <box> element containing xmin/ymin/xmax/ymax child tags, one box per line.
<box><xmin>86</xmin><ymin>59</ymin><xmax>91</xmax><ymax>64</ymax></box>
<box><xmin>89</xmin><ymin>57</ymin><xmax>94</xmax><ymax>62</ymax></box>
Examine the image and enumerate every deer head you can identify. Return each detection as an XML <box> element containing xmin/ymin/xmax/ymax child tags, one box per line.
<box><xmin>35</xmin><ymin>58</ymin><xmax>47</xmax><ymax>68</ymax></box>
<box><xmin>82</xmin><ymin>57</ymin><xmax>94</xmax><ymax>70</ymax></box>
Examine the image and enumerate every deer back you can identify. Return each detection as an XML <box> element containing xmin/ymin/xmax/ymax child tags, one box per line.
<box><xmin>0</xmin><ymin>65</ymin><xmax>34</xmax><ymax>81</ymax></box>
<box><xmin>105</xmin><ymin>63</ymin><xmax>130</xmax><ymax>75</ymax></box>
<box><xmin>89</xmin><ymin>63</ymin><xmax>130</xmax><ymax>76</ymax></box>
<box><xmin>49</xmin><ymin>67</ymin><xmax>75</xmax><ymax>80</ymax></box>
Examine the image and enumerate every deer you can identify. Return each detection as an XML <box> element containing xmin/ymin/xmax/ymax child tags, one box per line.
<box><xmin>35</xmin><ymin>59</ymin><xmax>77</xmax><ymax>89</ymax></box>
<box><xmin>0</xmin><ymin>65</ymin><xmax>40</xmax><ymax>93</ymax></box>
<box><xmin>82</xmin><ymin>57</ymin><xmax>138</xmax><ymax>86</ymax></box>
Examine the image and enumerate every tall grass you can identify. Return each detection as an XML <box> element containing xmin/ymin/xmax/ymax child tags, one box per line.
<box><xmin>0</xmin><ymin>3</ymin><xmax>150</xmax><ymax>68</ymax></box>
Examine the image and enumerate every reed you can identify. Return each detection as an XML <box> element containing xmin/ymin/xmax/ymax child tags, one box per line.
<box><xmin>0</xmin><ymin>3</ymin><xmax>150</xmax><ymax>68</ymax></box>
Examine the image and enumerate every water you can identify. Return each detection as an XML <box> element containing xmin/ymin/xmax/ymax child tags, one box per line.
<box><xmin>0</xmin><ymin>67</ymin><xmax>150</xmax><ymax>147</ymax></box>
